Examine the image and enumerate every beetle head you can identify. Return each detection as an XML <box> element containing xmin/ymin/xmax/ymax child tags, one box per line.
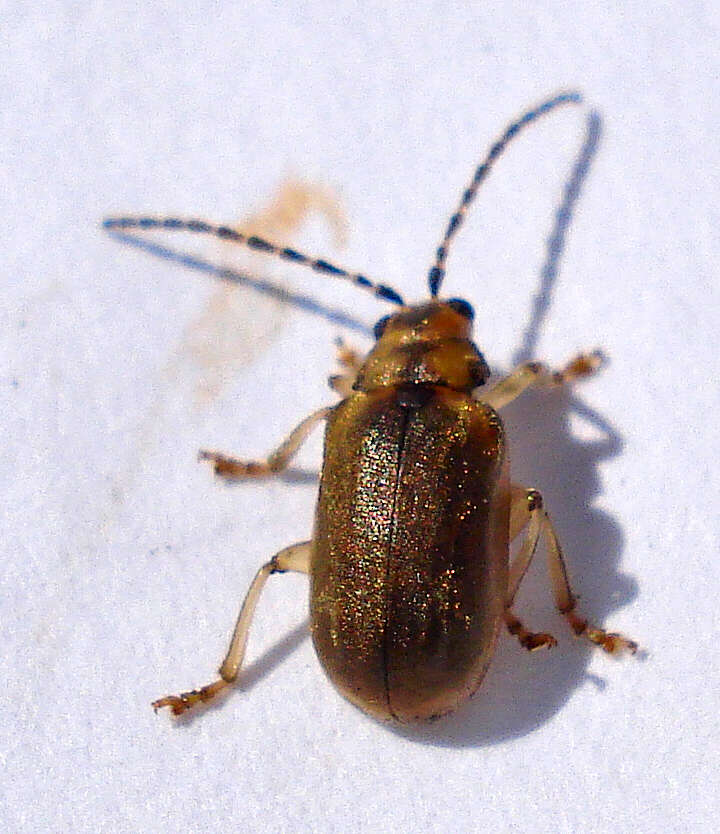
<box><xmin>356</xmin><ymin>300</ymin><xmax>489</xmax><ymax>392</ymax></box>
<box><xmin>373</xmin><ymin>298</ymin><xmax>475</xmax><ymax>342</ymax></box>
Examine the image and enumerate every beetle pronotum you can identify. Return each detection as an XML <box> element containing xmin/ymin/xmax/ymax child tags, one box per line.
<box><xmin>105</xmin><ymin>91</ymin><xmax>636</xmax><ymax>723</ymax></box>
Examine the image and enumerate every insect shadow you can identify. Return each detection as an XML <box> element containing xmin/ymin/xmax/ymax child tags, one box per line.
<box><xmin>105</xmin><ymin>230</ymin><xmax>372</xmax><ymax>337</ymax></box>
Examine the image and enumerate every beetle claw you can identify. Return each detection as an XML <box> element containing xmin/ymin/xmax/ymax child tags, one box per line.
<box><xmin>152</xmin><ymin>694</ymin><xmax>191</xmax><ymax>716</ymax></box>
<box><xmin>523</xmin><ymin>632</ymin><xmax>557</xmax><ymax>651</ymax></box>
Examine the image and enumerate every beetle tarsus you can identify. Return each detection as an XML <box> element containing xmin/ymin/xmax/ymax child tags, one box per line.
<box><xmin>504</xmin><ymin>611</ymin><xmax>557</xmax><ymax>652</ymax></box>
<box><xmin>329</xmin><ymin>337</ymin><xmax>363</xmax><ymax>396</ymax></box>
<box><xmin>552</xmin><ymin>350</ymin><xmax>605</xmax><ymax>385</ymax></box>
<box><xmin>152</xmin><ymin>679</ymin><xmax>229</xmax><ymax>716</ymax></box>
<box><xmin>199</xmin><ymin>450</ymin><xmax>271</xmax><ymax>480</ymax></box>
<box><xmin>564</xmin><ymin>609</ymin><xmax>637</xmax><ymax>655</ymax></box>
<box><xmin>587</xmin><ymin>629</ymin><xmax>638</xmax><ymax>656</ymax></box>
<box><xmin>524</xmin><ymin>633</ymin><xmax>558</xmax><ymax>651</ymax></box>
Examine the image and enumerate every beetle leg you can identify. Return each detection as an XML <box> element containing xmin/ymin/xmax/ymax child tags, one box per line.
<box><xmin>328</xmin><ymin>336</ymin><xmax>364</xmax><ymax>397</ymax></box>
<box><xmin>199</xmin><ymin>406</ymin><xmax>331</xmax><ymax>480</ymax></box>
<box><xmin>539</xmin><ymin>506</ymin><xmax>638</xmax><ymax>655</ymax></box>
<box><xmin>481</xmin><ymin>351</ymin><xmax>604</xmax><ymax>410</ymax></box>
<box><xmin>505</xmin><ymin>487</ymin><xmax>557</xmax><ymax>650</ymax></box>
<box><xmin>507</xmin><ymin>487</ymin><xmax>544</xmax><ymax>601</ymax></box>
<box><xmin>507</xmin><ymin>485</ymin><xmax>637</xmax><ymax>655</ymax></box>
<box><xmin>152</xmin><ymin>541</ymin><xmax>311</xmax><ymax>716</ymax></box>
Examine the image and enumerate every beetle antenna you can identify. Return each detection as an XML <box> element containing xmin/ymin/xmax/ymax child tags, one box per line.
<box><xmin>428</xmin><ymin>91</ymin><xmax>583</xmax><ymax>297</ymax></box>
<box><xmin>103</xmin><ymin>216</ymin><xmax>405</xmax><ymax>306</ymax></box>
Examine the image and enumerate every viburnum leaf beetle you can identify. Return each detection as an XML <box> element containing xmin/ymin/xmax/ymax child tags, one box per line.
<box><xmin>105</xmin><ymin>91</ymin><xmax>636</xmax><ymax>723</ymax></box>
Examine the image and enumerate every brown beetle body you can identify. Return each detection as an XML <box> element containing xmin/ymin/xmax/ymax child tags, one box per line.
<box><xmin>108</xmin><ymin>92</ymin><xmax>636</xmax><ymax>722</ymax></box>
<box><xmin>312</xmin><ymin>303</ymin><xmax>509</xmax><ymax>721</ymax></box>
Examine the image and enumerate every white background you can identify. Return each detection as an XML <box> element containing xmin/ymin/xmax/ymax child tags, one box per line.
<box><xmin>3</xmin><ymin>2</ymin><xmax>719</xmax><ymax>832</ymax></box>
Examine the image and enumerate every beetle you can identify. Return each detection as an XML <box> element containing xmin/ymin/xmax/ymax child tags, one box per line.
<box><xmin>105</xmin><ymin>91</ymin><xmax>636</xmax><ymax>723</ymax></box>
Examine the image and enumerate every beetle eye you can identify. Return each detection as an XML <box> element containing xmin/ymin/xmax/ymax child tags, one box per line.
<box><xmin>447</xmin><ymin>298</ymin><xmax>475</xmax><ymax>321</ymax></box>
<box><xmin>373</xmin><ymin>315</ymin><xmax>391</xmax><ymax>340</ymax></box>
<box><xmin>471</xmin><ymin>362</ymin><xmax>490</xmax><ymax>386</ymax></box>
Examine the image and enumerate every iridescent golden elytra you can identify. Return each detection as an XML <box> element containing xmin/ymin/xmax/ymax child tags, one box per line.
<box><xmin>105</xmin><ymin>91</ymin><xmax>636</xmax><ymax>723</ymax></box>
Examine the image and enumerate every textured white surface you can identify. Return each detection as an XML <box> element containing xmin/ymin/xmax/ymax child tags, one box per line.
<box><xmin>3</xmin><ymin>2</ymin><xmax>719</xmax><ymax>832</ymax></box>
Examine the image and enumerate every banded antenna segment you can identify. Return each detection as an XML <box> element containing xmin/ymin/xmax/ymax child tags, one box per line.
<box><xmin>103</xmin><ymin>216</ymin><xmax>405</xmax><ymax>306</ymax></box>
<box><xmin>428</xmin><ymin>91</ymin><xmax>583</xmax><ymax>297</ymax></box>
